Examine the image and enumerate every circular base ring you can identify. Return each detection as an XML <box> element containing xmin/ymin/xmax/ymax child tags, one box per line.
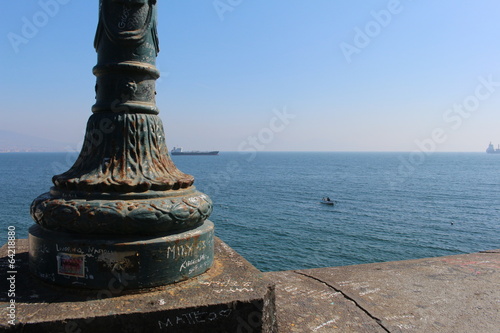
<box><xmin>28</xmin><ymin>221</ymin><xmax>214</xmax><ymax>290</ymax></box>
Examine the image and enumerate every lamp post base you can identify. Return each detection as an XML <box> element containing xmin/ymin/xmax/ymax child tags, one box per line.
<box><xmin>28</xmin><ymin>221</ymin><xmax>214</xmax><ymax>289</ymax></box>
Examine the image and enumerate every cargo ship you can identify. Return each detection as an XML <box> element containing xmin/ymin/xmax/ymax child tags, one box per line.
<box><xmin>486</xmin><ymin>142</ymin><xmax>500</xmax><ymax>154</ymax></box>
<box><xmin>170</xmin><ymin>147</ymin><xmax>219</xmax><ymax>156</ymax></box>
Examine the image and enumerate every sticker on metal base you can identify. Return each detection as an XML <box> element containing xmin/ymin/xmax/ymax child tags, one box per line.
<box><xmin>57</xmin><ymin>253</ymin><xmax>85</xmax><ymax>277</ymax></box>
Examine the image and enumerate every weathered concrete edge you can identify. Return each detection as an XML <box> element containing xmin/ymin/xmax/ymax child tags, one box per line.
<box><xmin>2</xmin><ymin>235</ymin><xmax>498</xmax><ymax>332</ymax></box>
<box><xmin>268</xmin><ymin>249</ymin><xmax>500</xmax><ymax>333</ymax></box>
<box><xmin>293</xmin><ymin>270</ymin><xmax>390</xmax><ymax>332</ymax></box>
<box><xmin>0</xmin><ymin>237</ymin><xmax>278</xmax><ymax>333</ymax></box>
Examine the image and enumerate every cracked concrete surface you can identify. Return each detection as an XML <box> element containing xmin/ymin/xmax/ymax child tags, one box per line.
<box><xmin>265</xmin><ymin>270</ymin><xmax>386</xmax><ymax>332</ymax></box>
<box><xmin>266</xmin><ymin>250</ymin><xmax>500</xmax><ymax>333</ymax></box>
<box><xmin>2</xmin><ymin>238</ymin><xmax>498</xmax><ymax>332</ymax></box>
<box><xmin>295</xmin><ymin>271</ymin><xmax>390</xmax><ymax>333</ymax></box>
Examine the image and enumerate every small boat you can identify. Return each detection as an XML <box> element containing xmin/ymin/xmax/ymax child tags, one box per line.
<box><xmin>320</xmin><ymin>197</ymin><xmax>335</xmax><ymax>206</ymax></box>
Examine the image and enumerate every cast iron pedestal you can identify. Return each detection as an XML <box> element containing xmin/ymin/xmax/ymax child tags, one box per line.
<box><xmin>28</xmin><ymin>0</ymin><xmax>214</xmax><ymax>289</ymax></box>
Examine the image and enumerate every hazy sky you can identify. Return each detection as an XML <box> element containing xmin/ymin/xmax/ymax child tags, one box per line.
<box><xmin>1</xmin><ymin>0</ymin><xmax>500</xmax><ymax>152</ymax></box>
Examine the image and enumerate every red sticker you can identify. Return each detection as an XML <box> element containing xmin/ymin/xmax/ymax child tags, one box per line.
<box><xmin>57</xmin><ymin>253</ymin><xmax>85</xmax><ymax>277</ymax></box>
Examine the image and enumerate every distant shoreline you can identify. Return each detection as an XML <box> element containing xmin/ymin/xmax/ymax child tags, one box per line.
<box><xmin>0</xmin><ymin>150</ymin><xmax>70</xmax><ymax>153</ymax></box>
<box><xmin>0</xmin><ymin>150</ymin><xmax>489</xmax><ymax>154</ymax></box>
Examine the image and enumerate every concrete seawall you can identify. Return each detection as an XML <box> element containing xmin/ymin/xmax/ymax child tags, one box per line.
<box><xmin>267</xmin><ymin>249</ymin><xmax>500</xmax><ymax>332</ymax></box>
<box><xmin>1</xmin><ymin>239</ymin><xmax>499</xmax><ymax>332</ymax></box>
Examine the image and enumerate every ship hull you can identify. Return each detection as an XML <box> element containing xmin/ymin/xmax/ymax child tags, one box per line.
<box><xmin>486</xmin><ymin>143</ymin><xmax>500</xmax><ymax>154</ymax></box>
<box><xmin>171</xmin><ymin>151</ymin><xmax>219</xmax><ymax>156</ymax></box>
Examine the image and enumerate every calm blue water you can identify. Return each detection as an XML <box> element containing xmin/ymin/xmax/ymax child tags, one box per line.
<box><xmin>1</xmin><ymin>152</ymin><xmax>499</xmax><ymax>272</ymax></box>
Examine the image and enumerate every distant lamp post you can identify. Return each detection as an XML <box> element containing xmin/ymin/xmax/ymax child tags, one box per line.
<box><xmin>29</xmin><ymin>0</ymin><xmax>214</xmax><ymax>289</ymax></box>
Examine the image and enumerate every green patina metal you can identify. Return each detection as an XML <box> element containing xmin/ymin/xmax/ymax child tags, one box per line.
<box><xmin>29</xmin><ymin>222</ymin><xmax>214</xmax><ymax>289</ymax></box>
<box><xmin>28</xmin><ymin>0</ymin><xmax>214</xmax><ymax>289</ymax></box>
<box><xmin>93</xmin><ymin>0</ymin><xmax>160</xmax><ymax>115</ymax></box>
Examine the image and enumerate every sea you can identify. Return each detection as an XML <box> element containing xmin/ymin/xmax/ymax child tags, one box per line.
<box><xmin>0</xmin><ymin>152</ymin><xmax>499</xmax><ymax>272</ymax></box>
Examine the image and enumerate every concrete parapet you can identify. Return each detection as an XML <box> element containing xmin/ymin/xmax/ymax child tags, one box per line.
<box><xmin>267</xmin><ymin>250</ymin><xmax>500</xmax><ymax>332</ymax></box>
<box><xmin>2</xmin><ymin>236</ymin><xmax>499</xmax><ymax>332</ymax></box>
<box><xmin>0</xmin><ymin>238</ymin><xmax>277</xmax><ymax>332</ymax></box>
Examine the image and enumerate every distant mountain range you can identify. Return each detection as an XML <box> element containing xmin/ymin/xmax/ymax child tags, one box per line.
<box><xmin>0</xmin><ymin>130</ymin><xmax>76</xmax><ymax>153</ymax></box>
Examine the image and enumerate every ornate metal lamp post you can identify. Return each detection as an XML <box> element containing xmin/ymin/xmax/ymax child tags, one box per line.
<box><xmin>29</xmin><ymin>0</ymin><xmax>214</xmax><ymax>289</ymax></box>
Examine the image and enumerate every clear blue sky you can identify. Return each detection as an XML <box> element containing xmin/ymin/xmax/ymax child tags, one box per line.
<box><xmin>1</xmin><ymin>0</ymin><xmax>500</xmax><ymax>152</ymax></box>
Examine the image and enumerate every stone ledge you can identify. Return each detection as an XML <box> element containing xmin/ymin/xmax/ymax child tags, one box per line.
<box><xmin>267</xmin><ymin>250</ymin><xmax>500</xmax><ymax>333</ymax></box>
<box><xmin>0</xmin><ymin>237</ymin><xmax>277</xmax><ymax>333</ymax></box>
<box><xmin>266</xmin><ymin>270</ymin><xmax>386</xmax><ymax>333</ymax></box>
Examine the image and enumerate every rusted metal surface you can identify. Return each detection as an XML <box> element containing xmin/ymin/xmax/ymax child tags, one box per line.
<box><xmin>31</xmin><ymin>188</ymin><xmax>212</xmax><ymax>235</ymax></box>
<box><xmin>28</xmin><ymin>222</ymin><xmax>215</xmax><ymax>289</ymax></box>
<box><xmin>93</xmin><ymin>0</ymin><xmax>160</xmax><ymax>115</ymax></box>
<box><xmin>28</xmin><ymin>0</ymin><xmax>215</xmax><ymax>290</ymax></box>
<box><xmin>53</xmin><ymin>113</ymin><xmax>195</xmax><ymax>193</ymax></box>
<box><xmin>30</xmin><ymin>0</ymin><xmax>212</xmax><ymax>235</ymax></box>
